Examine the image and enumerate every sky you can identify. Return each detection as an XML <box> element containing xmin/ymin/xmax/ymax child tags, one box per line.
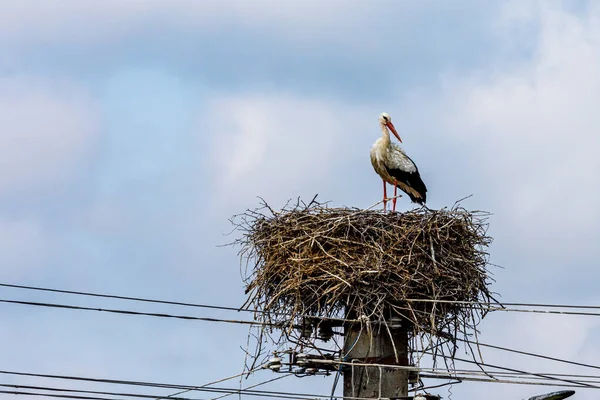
<box><xmin>1</xmin><ymin>0</ymin><xmax>600</xmax><ymax>399</ymax></box>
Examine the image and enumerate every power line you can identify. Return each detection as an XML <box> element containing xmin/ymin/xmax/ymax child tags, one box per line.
<box><xmin>156</xmin><ymin>363</ymin><xmax>291</xmax><ymax>400</ymax></box>
<box><xmin>5</xmin><ymin>284</ymin><xmax>600</xmax><ymax>380</ymax></box>
<box><xmin>433</xmin><ymin>370</ymin><xmax>600</xmax><ymax>385</ymax></box>
<box><xmin>0</xmin><ymin>299</ymin><xmax>270</xmax><ymax>327</ymax></box>
<box><xmin>13</xmin><ymin>364</ymin><xmax>593</xmax><ymax>400</ymax></box>
<box><xmin>0</xmin><ymin>387</ymin><xmax>300</xmax><ymax>400</ymax></box>
<box><xmin>494</xmin><ymin>307</ymin><xmax>600</xmax><ymax>318</ymax></box>
<box><xmin>403</xmin><ymin>297</ymin><xmax>600</xmax><ymax>310</ymax></box>
<box><xmin>0</xmin><ymin>283</ymin><xmax>250</xmax><ymax>314</ymax></box>
<box><xmin>209</xmin><ymin>375</ymin><xmax>290</xmax><ymax>400</ymax></box>
<box><xmin>419</xmin><ymin>353</ymin><xmax>600</xmax><ymax>390</ymax></box>
<box><xmin>0</xmin><ymin>312</ymin><xmax>600</xmax><ymax>391</ymax></box>
<box><xmin>0</xmin><ymin>283</ymin><xmax>350</xmax><ymax>323</ymax></box>
<box><xmin>309</xmin><ymin>358</ymin><xmax>600</xmax><ymax>390</ymax></box>
<box><xmin>456</xmin><ymin>338</ymin><xmax>600</xmax><ymax>372</ymax></box>
<box><xmin>0</xmin><ymin>379</ymin><xmax>313</xmax><ymax>400</ymax></box>
<box><xmin>275</xmin><ymin>359</ymin><xmax>600</xmax><ymax>383</ymax></box>
<box><xmin>6</xmin><ymin>283</ymin><xmax>600</xmax><ymax>388</ymax></box>
<box><xmin>418</xmin><ymin>373</ymin><xmax>597</xmax><ymax>389</ymax></box>
<box><xmin>403</xmin><ymin>299</ymin><xmax>600</xmax><ymax>317</ymax></box>
<box><xmin>0</xmin><ymin>369</ymin><xmax>200</xmax><ymax>391</ymax></box>
<box><xmin>7</xmin><ymin>282</ymin><xmax>600</xmax><ymax>319</ymax></box>
<box><xmin>6</xmin><ymin>293</ymin><xmax>600</xmax><ymax>327</ymax></box>
<box><xmin>0</xmin><ymin>389</ymin><xmax>116</xmax><ymax>400</ymax></box>
<box><xmin>156</xmin><ymin>365</ymin><xmax>264</xmax><ymax>400</ymax></box>
<box><xmin>0</xmin><ymin>362</ymin><xmax>595</xmax><ymax>400</ymax></box>
<box><xmin>0</xmin><ymin>382</ymin><xmax>322</xmax><ymax>400</ymax></box>
<box><xmin>0</xmin><ymin>370</ymin><xmax>368</xmax><ymax>400</ymax></box>
<box><xmin>7</xmin><ymin>283</ymin><xmax>600</xmax><ymax>386</ymax></box>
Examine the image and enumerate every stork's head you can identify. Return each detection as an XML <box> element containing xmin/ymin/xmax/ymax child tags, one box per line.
<box><xmin>378</xmin><ymin>112</ymin><xmax>402</xmax><ymax>143</ymax></box>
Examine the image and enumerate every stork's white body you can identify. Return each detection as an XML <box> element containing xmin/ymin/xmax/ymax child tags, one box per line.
<box><xmin>370</xmin><ymin>138</ymin><xmax>418</xmax><ymax>195</ymax></box>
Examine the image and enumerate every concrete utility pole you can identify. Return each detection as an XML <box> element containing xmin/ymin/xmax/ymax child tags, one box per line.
<box><xmin>343</xmin><ymin>319</ymin><xmax>409</xmax><ymax>399</ymax></box>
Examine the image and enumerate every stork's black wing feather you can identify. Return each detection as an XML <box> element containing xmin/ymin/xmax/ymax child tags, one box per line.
<box><xmin>384</xmin><ymin>153</ymin><xmax>428</xmax><ymax>204</ymax></box>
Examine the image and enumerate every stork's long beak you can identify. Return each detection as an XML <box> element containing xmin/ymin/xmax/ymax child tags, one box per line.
<box><xmin>386</xmin><ymin>122</ymin><xmax>402</xmax><ymax>143</ymax></box>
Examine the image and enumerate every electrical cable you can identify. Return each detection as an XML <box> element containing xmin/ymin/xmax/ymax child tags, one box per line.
<box><xmin>418</xmin><ymin>373</ymin><xmax>597</xmax><ymax>389</ymax></box>
<box><xmin>0</xmin><ymin>299</ymin><xmax>271</xmax><ymax>327</ymax></box>
<box><xmin>0</xmin><ymin>283</ymin><xmax>351</xmax><ymax>323</ymax></box>
<box><xmin>420</xmin><ymin>352</ymin><xmax>600</xmax><ymax>389</ymax></box>
<box><xmin>6</xmin><ymin>282</ymin><xmax>600</xmax><ymax>393</ymax></box>
<box><xmin>402</xmin><ymin>297</ymin><xmax>600</xmax><ymax>310</ymax></box>
<box><xmin>0</xmin><ymin>385</ymin><xmax>311</xmax><ymax>400</ymax></box>
<box><xmin>209</xmin><ymin>374</ymin><xmax>291</xmax><ymax>400</ymax></box>
<box><xmin>0</xmin><ymin>283</ymin><xmax>250</xmax><ymax>314</ymax></box>
<box><xmin>454</xmin><ymin>337</ymin><xmax>600</xmax><ymax>372</ymax></box>
<box><xmin>309</xmin><ymin>358</ymin><xmax>600</xmax><ymax>390</ymax></box>
<box><xmin>7</xmin><ymin>282</ymin><xmax>600</xmax><ymax>320</ymax></box>
<box><xmin>276</xmin><ymin>360</ymin><xmax>600</xmax><ymax>382</ymax></box>
<box><xmin>156</xmin><ymin>365</ymin><xmax>265</xmax><ymax>400</ymax></box>
<box><xmin>0</xmin><ymin>370</ymin><xmax>369</xmax><ymax>400</ymax></box>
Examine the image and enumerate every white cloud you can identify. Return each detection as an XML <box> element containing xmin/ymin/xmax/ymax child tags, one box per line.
<box><xmin>0</xmin><ymin>0</ymin><xmax>378</xmax><ymax>48</ymax></box>
<box><xmin>425</xmin><ymin>1</ymin><xmax>600</xmax><ymax>257</ymax></box>
<box><xmin>204</xmin><ymin>92</ymin><xmax>373</xmax><ymax>209</ymax></box>
<box><xmin>0</xmin><ymin>76</ymin><xmax>98</xmax><ymax>194</ymax></box>
<box><xmin>386</xmin><ymin>7</ymin><xmax>600</xmax><ymax>398</ymax></box>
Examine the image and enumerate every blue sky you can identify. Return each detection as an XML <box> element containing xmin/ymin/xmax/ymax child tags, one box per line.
<box><xmin>1</xmin><ymin>1</ymin><xmax>600</xmax><ymax>399</ymax></box>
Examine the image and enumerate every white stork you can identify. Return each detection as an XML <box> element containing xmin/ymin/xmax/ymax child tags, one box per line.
<box><xmin>370</xmin><ymin>112</ymin><xmax>427</xmax><ymax>211</ymax></box>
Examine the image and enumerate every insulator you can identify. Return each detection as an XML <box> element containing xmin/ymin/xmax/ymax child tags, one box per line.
<box><xmin>268</xmin><ymin>356</ymin><xmax>282</xmax><ymax>372</ymax></box>
<box><xmin>305</xmin><ymin>368</ymin><xmax>318</xmax><ymax>375</ymax></box>
<box><xmin>269</xmin><ymin>364</ymin><xmax>281</xmax><ymax>372</ymax></box>
<box><xmin>269</xmin><ymin>356</ymin><xmax>282</xmax><ymax>364</ymax></box>
<box><xmin>296</xmin><ymin>353</ymin><xmax>309</xmax><ymax>366</ymax></box>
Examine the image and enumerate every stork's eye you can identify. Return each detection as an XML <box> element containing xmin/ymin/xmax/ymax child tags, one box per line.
<box><xmin>383</xmin><ymin>116</ymin><xmax>388</xmax><ymax>121</ymax></box>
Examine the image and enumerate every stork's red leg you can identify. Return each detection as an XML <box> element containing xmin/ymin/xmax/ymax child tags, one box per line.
<box><xmin>383</xmin><ymin>179</ymin><xmax>387</xmax><ymax>211</ymax></box>
<box><xmin>393</xmin><ymin>181</ymin><xmax>398</xmax><ymax>212</ymax></box>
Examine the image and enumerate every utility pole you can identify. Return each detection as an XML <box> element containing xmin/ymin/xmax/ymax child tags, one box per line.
<box><xmin>343</xmin><ymin>317</ymin><xmax>409</xmax><ymax>399</ymax></box>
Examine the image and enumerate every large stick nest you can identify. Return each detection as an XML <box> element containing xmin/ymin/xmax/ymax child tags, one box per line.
<box><xmin>233</xmin><ymin>198</ymin><xmax>496</xmax><ymax>362</ymax></box>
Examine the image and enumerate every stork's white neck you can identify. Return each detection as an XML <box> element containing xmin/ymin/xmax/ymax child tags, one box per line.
<box><xmin>380</xmin><ymin>122</ymin><xmax>391</xmax><ymax>146</ymax></box>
